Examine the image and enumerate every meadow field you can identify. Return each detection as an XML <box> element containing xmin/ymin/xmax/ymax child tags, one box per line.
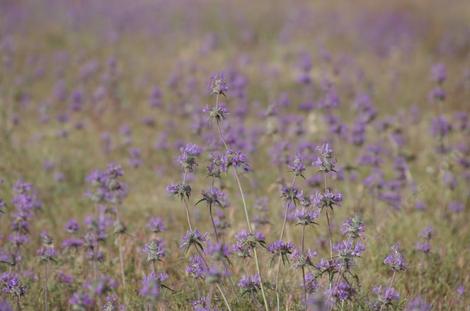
<box><xmin>0</xmin><ymin>0</ymin><xmax>469</xmax><ymax>310</ymax></box>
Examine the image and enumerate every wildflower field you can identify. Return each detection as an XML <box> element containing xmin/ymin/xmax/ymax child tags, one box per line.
<box><xmin>0</xmin><ymin>0</ymin><xmax>469</xmax><ymax>310</ymax></box>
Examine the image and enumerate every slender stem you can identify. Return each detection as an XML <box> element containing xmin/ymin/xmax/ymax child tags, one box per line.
<box><xmin>325</xmin><ymin>210</ymin><xmax>333</xmax><ymax>260</ymax></box>
<box><xmin>183</xmin><ymin>198</ymin><xmax>194</xmax><ymax>231</ymax></box>
<box><xmin>274</xmin><ymin>255</ymin><xmax>282</xmax><ymax>311</ymax></box>
<box><xmin>232</xmin><ymin>168</ymin><xmax>253</xmax><ymax>232</ymax></box>
<box><xmin>253</xmin><ymin>248</ymin><xmax>269</xmax><ymax>311</ymax></box>
<box><xmin>118</xmin><ymin>236</ymin><xmax>126</xmax><ymax>288</ymax></box>
<box><xmin>301</xmin><ymin>225</ymin><xmax>307</xmax><ymax>307</ymax></box>
<box><xmin>280</xmin><ymin>175</ymin><xmax>296</xmax><ymax>240</ymax></box>
<box><xmin>195</xmin><ymin>248</ymin><xmax>232</xmax><ymax>311</ymax></box>
<box><xmin>44</xmin><ymin>262</ymin><xmax>48</xmax><ymax>311</ymax></box>
<box><xmin>209</xmin><ymin>204</ymin><xmax>219</xmax><ymax>241</ymax></box>
<box><xmin>208</xmin><ymin>286</ymin><xmax>214</xmax><ymax>310</ymax></box>
<box><xmin>379</xmin><ymin>271</ymin><xmax>396</xmax><ymax>311</ymax></box>
<box><xmin>216</xmin><ymin>283</ymin><xmax>232</xmax><ymax>311</ymax></box>
<box><xmin>214</xmin><ymin>95</ymin><xmax>269</xmax><ymax>311</ymax></box>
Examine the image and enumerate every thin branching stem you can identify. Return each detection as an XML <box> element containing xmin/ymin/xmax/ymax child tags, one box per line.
<box><xmin>214</xmin><ymin>94</ymin><xmax>269</xmax><ymax>311</ymax></box>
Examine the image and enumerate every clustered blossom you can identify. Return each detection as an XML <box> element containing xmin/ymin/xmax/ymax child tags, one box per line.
<box><xmin>186</xmin><ymin>255</ymin><xmax>207</xmax><ymax>279</ymax></box>
<box><xmin>205</xmin><ymin>242</ymin><xmax>231</xmax><ymax>262</ymax></box>
<box><xmin>314</xmin><ymin>143</ymin><xmax>336</xmax><ymax>172</ymax></box>
<box><xmin>341</xmin><ymin>216</ymin><xmax>365</xmax><ymax>239</ymax></box>
<box><xmin>303</xmin><ymin>273</ymin><xmax>319</xmax><ymax>294</ymax></box>
<box><xmin>65</xmin><ymin>219</ymin><xmax>80</xmax><ymax>234</ymax></box>
<box><xmin>180</xmin><ymin>230</ymin><xmax>207</xmax><ymax>252</ymax></box>
<box><xmin>416</xmin><ymin>226</ymin><xmax>433</xmax><ymax>254</ymax></box>
<box><xmin>290</xmin><ymin>249</ymin><xmax>317</xmax><ymax>269</ymax></box>
<box><xmin>209</xmin><ymin>73</ymin><xmax>228</xmax><ymax>96</ymax></box>
<box><xmin>177</xmin><ymin>144</ymin><xmax>203</xmax><ymax>172</ymax></box>
<box><xmin>233</xmin><ymin>230</ymin><xmax>266</xmax><ymax>258</ymax></box>
<box><xmin>166</xmin><ymin>183</ymin><xmax>191</xmax><ymax>200</ymax></box>
<box><xmin>288</xmin><ymin>154</ymin><xmax>306</xmax><ymax>177</ymax></box>
<box><xmin>267</xmin><ymin>240</ymin><xmax>295</xmax><ymax>263</ymax></box>
<box><xmin>222</xmin><ymin>149</ymin><xmax>251</xmax><ymax>172</ymax></box>
<box><xmin>326</xmin><ymin>281</ymin><xmax>355</xmax><ymax>303</ymax></box>
<box><xmin>238</xmin><ymin>274</ymin><xmax>261</xmax><ymax>295</ymax></box>
<box><xmin>405</xmin><ymin>296</ymin><xmax>432</xmax><ymax>311</ymax></box>
<box><xmin>295</xmin><ymin>208</ymin><xmax>319</xmax><ymax>225</ymax></box>
<box><xmin>0</xmin><ymin>272</ymin><xmax>26</xmax><ymax>298</ymax></box>
<box><xmin>86</xmin><ymin>164</ymin><xmax>128</xmax><ymax>204</ymax></box>
<box><xmin>280</xmin><ymin>185</ymin><xmax>302</xmax><ymax>209</ymax></box>
<box><xmin>384</xmin><ymin>243</ymin><xmax>406</xmax><ymax>271</ymax></box>
<box><xmin>139</xmin><ymin>272</ymin><xmax>168</xmax><ymax>300</ymax></box>
<box><xmin>372</xmin><ymin>286</ymin><xmax>400</xmax><ymax>309</ymax></box>
<box><xmin>143</xmin><ymin>239</ymin><xmax>166</xmax><ymax>262</ymax></box>
<box><xmin>312</xmin><ymin>190</ymin><xmax>343</xmax><ymax>210</ymax></box>
<box><xmin>147</xmin><ymin>217</ymin><xmax>166</xmax><ymax>234</ymax></box>
<box><xmin>204</xmin><ymin>102</ymin><xmax>229</xmax><ymax>122</ymax></box>
<box><xmin>196</xmin><ymin>187</ymin><xmax>229</xmax><ymax>209</ymax></box>
<box><xmin>333</xmin><ymin>239</ymin><xmax>366</xmax><ymax>271</ymax></box>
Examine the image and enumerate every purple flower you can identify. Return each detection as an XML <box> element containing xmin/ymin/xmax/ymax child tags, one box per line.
<box><xmin>85</xmin><ymin>164</ymin><xmax>128</xmax><ymax>204</ymax></box>
<box><xmin>207</xmin><ymin>152</ymin><xmax>224</xmax><ymax>178</ymax></box>
<box><xmin>267</xmin><ymin>240</ymin><xmax>295</xmax><ymax>258</ymax></box>
<box><xmin>288</xmin><ymin>154</ymin><xmax>306</xmax><ymax>177</ymax></box>
<box><xmin>88</xmin><ymin>275</ymin><xmax>118</xmax><ymax>296</ymax></box>
<box><xmin>147</xmin><ymin>217</ymin><xmax>166</xmax><ymax>233</ymax></box>
<box><xmin>415</xmin><ymin>241</ymin><xmax>431</xmax><ymax>254</ymax></box>
<box><xmin>8</xmin><ymin>233</ymin><xmax>29</xmax><ymax>247</ymax></box>
<box><xmin>186</xmin><ymin>255</ymin><xmax>207</xmax><ymax>279</ymax></box>
<box><xmin>177</xmin><ymin>144</ymin><xmax>203</xmax><ymax>172</ymax></box>
<box><xmin>204</xmin><ymin>102</ymin><xmax>229</xmax><ymax>122</ymax></box>
<box><xmin>0</xmin><ymin>272</ymin><xmax>26</xmax><ymax>298</ymax></box>
<box><xmin>280</xmin><ymin>185</ymin><xmax>302</xmax><ymax>209</ymax></box>
<box><xmin>222</xmin><ymin>149</ymin><xmax>251</xmax><ymax>172</ymax></box>
<box><xmin>196</xmin><ymin>187</ymin><xmax>229</xmax><ymax>209</ymax></box>
<box><xmin>295</xmin><ymin>208</ymin><xmax>319</xmax><ymax>225</ymax></box>
<box><xmin>373</xmin><ymin>285</ymin><xmax>400</xmax><ymax>306</ymax></box>
<box><xmin>144</xmin><ymin>239</ymin><xmax>166</xmax><ymax>262</ymax></box>
<box><xmin>428</xmin><ymin>87</ymin><xmax>446</xmax><ymax>102</ymax></box>
<box><xmin>62</xmin><ymin>238</ymin><xmax>84</xmax><ymax>250</ymax></box>
<box><xmin>65</xmin><ymin>219</ymin><xmax>80</xmax><ymax>234</ymax></box>
<box><xmin>139</xmin><ymin>272</ymin><xmax>168</xmax><ymax>300</ymax></box>
<box><xmin>206</xmin><ymin>242</ymin><xmax>231</xmax><ymax>261</ymax></box>
<box><xmin>419</xmin><ymin>226</ymin><xmax>433</xmax><ymax>240</ymax></box>
<box><xmin>290</xmin><ymin>248</ymin><xmax>317</xmax><ymax>269</ymax></box>
<box><xmin>166</xmin><ymin>183</ymin><xmax>191</xmax><ymax>200</ymax></box>
<box><xmin>180</xmin><ymin>230</ymin><xmax>207</xmax><ymax>252</ymax></box>
<box><xmin>304</xmin><ymin>272</ymin><xmax>318</xmax><ymax>294</ymax></box>
<box><xmin>448</xmin><ymin>201</ymin><xmax>464</xmax><ymax>213</ymax></box>
<box><xmin>209</xmin><ymin>73</ymin><xmax>228</xmax><ymax>96</ymax></box>
<box><xmin>384</xmin><ymin>243</ymin><xmax>406</xmax><ymax>272</ymax></box>
<box><xmin>312</xmin><ymin>190</ymin><xmax>343</xmax><ymax>210</ymax></box>
<box><xmin>0</xmin><ymin>300</ymin><xmax>12</xmax><ymax>311</ymax></box>
<box><xmin>37</xmin><ymin>246</ymin><xmax>57</xmax><ymax>262</ymax></box>
<box><xmin>69</xmin><ymin>291</ymin><xmax>94</xmax><ymax>309</ymax></box>
<box><xmin>233</xmin><ymin>230</ymin><xmax>265</xmax><ymax>258</ymax></box>
<box><xmin>430</xmin><ymin>116</ymin><xmax>452</xmax><ymax>137</ymax></box>
<box><xmin>334</xmin><ymin>239</ymin><xmax>365</xmax><ymax>271</ymax></box>
<box><xmin>192</xmin><ymin>297</ymin><xmax>214</xmax><ymax>311</ymax></box>
<box><xmin>313</xmin><ymin>143</ymin><xmax>336</xmax><ymax>172</ymax></box>
<box><xmin>326</xmin><ymin>281</ymin><xmax>355</xmax><ymax>303</ymax></box>
<box><xmin>340</xmin><ymin>216</ymin><xmax>365</xmax><ymax>239</ymax></box>
<box><xmin>431</xmin><ymin>63</ymin><xmax>446</xmax><ymax>84</ymax></box>
<box><xmin>238</xmin><ymin>274</ymin><xmax>261</xmax><ymax>294</ymax></box>
<box><xmin>56</xmin><ymin>272</ymin><xmax>74</xmax><ymax>285</ymax></box>
<box><xmin>405</xmin><ymin>296</ymin><xmax>432</xmax><ymax>311</ymax></box>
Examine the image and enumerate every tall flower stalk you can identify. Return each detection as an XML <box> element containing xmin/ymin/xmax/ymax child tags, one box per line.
<box><xmin>207</xmin><ymin>74</ymin><xmax>270</xmax><ymax>311</ymax></box>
